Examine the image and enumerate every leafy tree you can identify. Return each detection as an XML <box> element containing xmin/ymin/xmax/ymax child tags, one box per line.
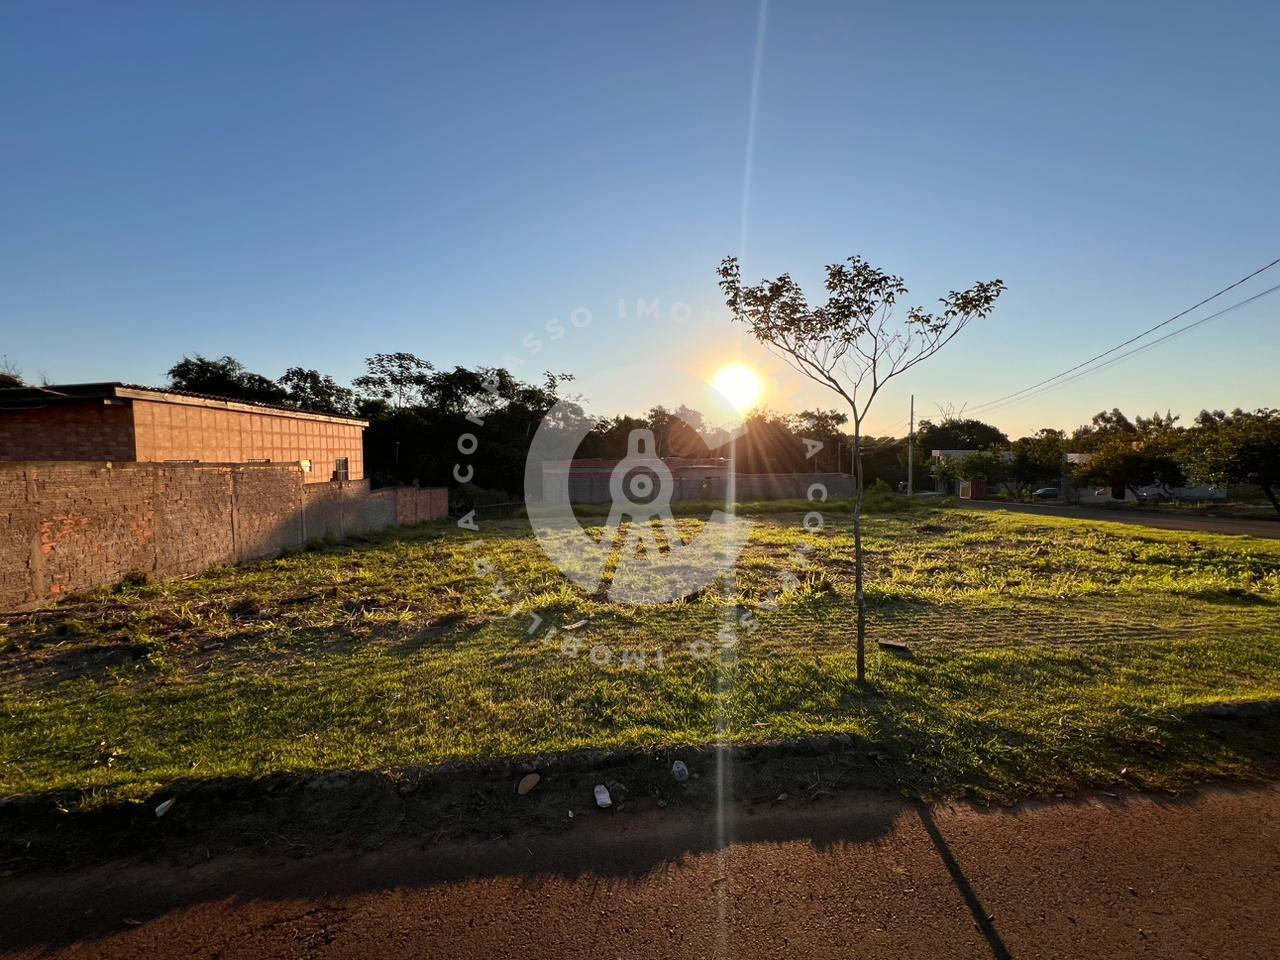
<box><xmin>714</xmin><ymin>409</ymin><xmax>811</xmax><ymax>472</ymax></box>
<box><xmin>1071</xmin><ymin>407</ymin><xmax>1136</xmax><ymax>451</ymax></box>
<box><xmin>789</xmin><ymin>408</ymin><xmax>850</xmax><ymax>473</ymax></box>
<box><xmin>352</xmin><ymin>353</ymin><xmax>434</xmax><ymax>408</ymax></box>
<box><xmin>360</xmin><ymin>364</ymin><xmax>576</xmax><ymax>493</ymax></box>
<box><xmin>914</xmin><ymin>417</ymin><xmax>1008</xmax><ymax>455</ymax></box>
<box><xmin>277</xmin><ymin>367</ymin><xmax>356</xmax><ymax>416</ymax></box>
<box><xmin>1183</xmin><ymin>408</ymin><xmax>1280</xmax><ymax>515</ymax></box>
<box><xmin>952</xmin><ymin>450</ymin><xmax>1010</xmax><ymax>491</ymax></box>
<box><xmin>577</xmin><ymin>414</ymin><xmax>651</xmax><ymax>459</ymax></box>
<box><xmin>167</xmin><ymin>355</ymin><xmax>288</xmax><ymax>405</ymax></box>
<box><xmin>719</xmin><ymin>254</ymin><xmax>1003</xmax><ymax>681</ymax></box>
<box><xmin>1071</xmin><ymin>408</ymin><xmax>1180</xmax><ymax>452</ymax></box>
<box><xmin>647</xmin><ymin>406</ymin><xmax>685</xmax><ymax>458</ymax></box>
<box><xmin>418</xmin><ymin>366</ymin><xmax>518</xmax><ymax>417</ymax></box>
<box><xmin>646</xmin><ymin>405</ymin><xmax>712</xmax><ymax>458</ymax></box>
<box><xmin>1070</xmin><ymin>409</ymin><xmax>1186</xmax><ymax>500</ymax></box>
<box><xmin>1008</xmin><ymin>429</ymin><xmax>1066</xmax><ymax>494</ymax></box>
<box><xmin>1075</xmin><ymin>439</ymin><xmax>1184</xmax><ymax>500</ymax></box>
<box><xmin>861</xmin><ymin>435</ymin><xmax>908</xmax><ymax>489</ymax></box>
<box><xmin>668</xmin><ymin>404</ymin><xmax>708</xmax><ymax>436</ymax></box>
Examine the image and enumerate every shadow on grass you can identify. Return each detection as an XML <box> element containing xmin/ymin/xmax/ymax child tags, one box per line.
<box><xmin>1178</xmin><ymin>589</ymin><xmax>1278</xmax><ymax>607</ymax></box>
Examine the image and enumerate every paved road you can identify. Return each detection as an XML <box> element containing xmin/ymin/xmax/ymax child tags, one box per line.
<box><xmin>957</xmin><ymin>498</ymin><xmax>1280</xmax><ymax>539</ymax></box>
<box><xmin>3</xmin><ymin>784</ymin><xmax>1278</xmax><ymax>959</ymax></box>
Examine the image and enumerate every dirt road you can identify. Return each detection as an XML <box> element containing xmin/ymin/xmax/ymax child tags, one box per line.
<box><xmin>3</xmin><ymin>784</ymin><xmax>1278</xmax><ymax>959</ymax></box>
<box><xmin>957</xmin><ymin>498</ymin><xmax>1280</xmax><ymax>538</ymax></box>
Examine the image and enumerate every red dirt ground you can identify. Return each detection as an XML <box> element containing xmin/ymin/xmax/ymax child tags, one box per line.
<box><xmin>2</xmin><ymin>783</ymin><xmax>1277</xmax><ymax>959</ymax></box>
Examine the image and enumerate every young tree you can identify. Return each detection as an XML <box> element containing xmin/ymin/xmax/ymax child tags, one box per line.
<box><xmin>1184</xmin><ymin>408</ymin><xmax>1280</xmax><ymax>515</ymax></box>
<box><xmin>719</xmin><ymin>255</ymin><xmax>1003</xmax><ymax>681</ymax></box>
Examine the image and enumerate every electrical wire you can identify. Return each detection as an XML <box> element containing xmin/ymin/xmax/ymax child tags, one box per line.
<box><xmin>966</xmin><ymin>256</ymin><xmax>1280</xmax><ymax>414</ymax></box>
<box><xmin>975</xmin><ymin>281</ymin><xmax>1280</xmax><ymax>417</ymax></box>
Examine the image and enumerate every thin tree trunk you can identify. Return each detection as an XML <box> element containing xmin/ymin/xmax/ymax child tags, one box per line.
<box><xmin>1263</xmin><ymin>484</ymin><xmax>1280</xmax><ymax>517</ymax></box>
<box><xmin>852</xmin><ymin>422</ymin><xmax>866</xmax><ymax>684</ymax></box>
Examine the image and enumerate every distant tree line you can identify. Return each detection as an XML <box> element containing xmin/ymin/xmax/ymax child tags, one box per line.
<box><xmin>155</xmin><ymin>354</ymin><xmax>1280</xmax><ymax>515</ymax></box>
<box><xmin>160</xmin><ymin>354</ymin><xmax>892</xmax><ymax>492</ymax></box>
<box><xmin>933</xmin><ymin>408</ymin><xmax>1280</xmax><ymax>515</ymax></box>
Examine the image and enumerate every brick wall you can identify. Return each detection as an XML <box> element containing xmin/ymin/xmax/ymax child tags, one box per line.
<box><xmin>395</xmin><ymin>487</ymin><xmax>449</xmax><ymax>525</ymax></box>
<box><xmin>0</xmin><ymin>462</ymin><xmax>448</xmax><ymax>611</ymax></box>
<box><xmin>0</xmin><ymin>402</ymin><xmax>136</xmax><ymax>461</ymax></box>
<box><xmin>300</xmin><ymin>480</ymin><xmax>397</xmax><ymax>542</ymax></box>
<box><xmin>734</xmin><ymin>473</ymin><xmax>855</xmax><ymax>500</ymax></box>
<box><xmin>130</xmin><ymin>398</ymin><xmax>365</xmax><ymax>483</ymax></box>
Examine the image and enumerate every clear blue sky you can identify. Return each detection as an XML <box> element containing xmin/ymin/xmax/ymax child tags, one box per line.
<box><xmin>3</xmin><ymin>0</ymin><xmax>1277</xmax><ymax>436</ymax></box>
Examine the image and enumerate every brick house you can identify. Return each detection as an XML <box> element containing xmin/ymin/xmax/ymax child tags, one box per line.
<box><xmin>0</xmin><ymin>383</ymin><xmax>367</xmax><ymax>483</ymax></box>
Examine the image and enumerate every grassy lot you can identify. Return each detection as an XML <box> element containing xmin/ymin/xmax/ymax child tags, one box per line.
<box><xmin>2</xmin><ymin>503</ymin><xmax>1279</xmax><ymax>804</ymax></box>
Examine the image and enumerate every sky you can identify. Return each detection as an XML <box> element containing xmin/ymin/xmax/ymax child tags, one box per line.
<box><xmin>3</xmin><ymin>0</ymin><xmax>1277</xmax><ymax>437</ymax></box>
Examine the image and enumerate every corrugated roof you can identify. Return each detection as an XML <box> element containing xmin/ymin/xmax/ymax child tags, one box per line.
<box><xmin>0</xmin><ymin>382</ymin><xmax>368</xmax><ymax>424</ymax></box>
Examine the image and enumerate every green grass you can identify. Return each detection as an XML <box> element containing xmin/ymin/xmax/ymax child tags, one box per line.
<box><xmin>2</xmin><ymin>503</ymin><xmax>1279</xmax><ymax>803</ymax></box>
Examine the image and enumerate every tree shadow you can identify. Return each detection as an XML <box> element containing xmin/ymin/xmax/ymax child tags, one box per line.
<box><xmin>916</xmin><ymin>804</ymin><xmax>1013</xmax><ymax>960</ymax></box>
<box><xmin>2</xmin><ymin>684</ymin><xmax>1277</xmax><ymax>955</ymax></box>
<box><xmin>0</xmin><ymin>742</ymin><xmax>911</xmax><ymax>954</ymax></box>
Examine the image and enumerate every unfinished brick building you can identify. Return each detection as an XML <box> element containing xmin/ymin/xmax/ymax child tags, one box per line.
<box><xmin>0</xmin><ymin>383</ymin><xmax>367</xmax><ymax>482</ymax></box>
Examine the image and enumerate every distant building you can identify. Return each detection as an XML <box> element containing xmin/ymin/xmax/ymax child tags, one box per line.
<box><xmin>929</xmin><ymin>449</ymin><xmax>983</xmax><ymax>493</ymax></box>
<box><xmin>541</xmin><ymin>457</ymin><xmax>731</xmax><ymax>504</ymax></box>
<box><xmin>0</xmin><ymin>382</ymin><xmax>367</xmax><ymax>483</ymax></box>
<box><xmin>539</xmin><ymin>456</ymin><xmax>854</xmax><ymax>504</ymax></box>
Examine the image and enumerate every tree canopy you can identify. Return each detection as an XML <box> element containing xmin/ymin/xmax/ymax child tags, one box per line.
<box><xmin>278</xmin><ymin>367</ymin><xmax>356</xmax><ymax>416</ymax></box>
<box><xmin>914</xmin><ymin>417</ymin><xmax>1008</xmax><ymax>455</ymax></box>
<box><xmin>1183</xmin><ymin>408</ymin><xmax>1280</xmax><ymax>514</ymax></box>
<box><xmin>167</xmin><ymin>355</ymin><xmax>288</xmax><ymax>406</ymax></box>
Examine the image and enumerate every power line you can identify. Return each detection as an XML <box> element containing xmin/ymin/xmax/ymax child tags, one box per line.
<box><xmin>975</xmin><ymin>281</ymin><xmax>1280</xmax><ymax>417</ymax></box>
<box><xmin>966</xmin><ymin>256</ymin><xmax>1280</xmax><ymax>414</ymax></box>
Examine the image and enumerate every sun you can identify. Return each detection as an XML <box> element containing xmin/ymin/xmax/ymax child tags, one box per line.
<box><xmin>709</xmin><ymin>363</ymin><xmax>763</xmax><ymax>412</ymax></box>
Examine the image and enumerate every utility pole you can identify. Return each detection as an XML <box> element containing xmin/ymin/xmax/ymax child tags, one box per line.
<box><xmin>906</xmin><ymin>394</ymin><xmax>914</xmax><ymax>495</ymax></box>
